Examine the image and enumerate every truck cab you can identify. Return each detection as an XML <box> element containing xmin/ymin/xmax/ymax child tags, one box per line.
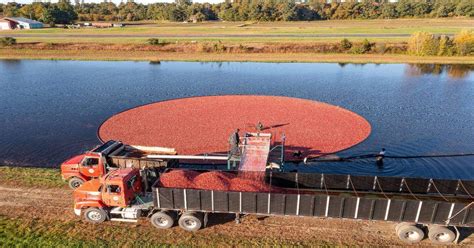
<box><xmin>73</xmin><ymin>168</ymin><xmax>145</xmax><ymax>223</ymax></box>
<box><xmin>74</xmin><ymin>167</ymin><xmax>206</xmax><ymax>231</ymax></box>
<box><xmin>61</xmin><ymin>141</ymin><xmax>122</xmax><ymax>189</ymax></box>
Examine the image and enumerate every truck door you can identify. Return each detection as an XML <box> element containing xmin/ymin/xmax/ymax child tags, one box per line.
<box><xmin>102</xmin><ymin>184</ymin><xmax>125</xmax><ymax>207</ymax></box>
<box><xmin>79</xmin><ymin>156</ymin><xmax>101</xmax><ymax>178</ymax></box>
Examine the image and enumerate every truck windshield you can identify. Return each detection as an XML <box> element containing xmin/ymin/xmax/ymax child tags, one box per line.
<box><xmin>83</xmin><ymin>158</ymin><xmax>99</xmax><ymax>167</ymax></box>
<box><xmin>107</xmin><ymin>185</ymin><xmax>121</xmax><ymax>194</ymax></box>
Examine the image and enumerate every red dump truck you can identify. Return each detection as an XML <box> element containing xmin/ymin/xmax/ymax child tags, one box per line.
<box><xmin>73</xmin><ymin>167</ymin><xmax>474</xmax><ymax>245</ymax></box>
<box><xmin>60</xmin><ymin>140</ymin><xmax>178</xmax><ymax>189</ymax></box>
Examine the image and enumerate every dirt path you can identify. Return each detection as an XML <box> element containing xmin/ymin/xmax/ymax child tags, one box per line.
<box><xmin>1</xmin><ymin>184</ymin><xmax>472</xmax><ymax>246</ymax></box>
<box><xmin>1</xmin><ymin>33</ymin><xmax>418</xmax><ymax>39</ymax></box>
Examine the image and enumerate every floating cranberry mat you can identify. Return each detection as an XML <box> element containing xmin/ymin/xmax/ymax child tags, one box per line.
<box><xmin>99</xmin><ymin>95</ymin><xmax>371</xmax><ymax>160</ymax></box>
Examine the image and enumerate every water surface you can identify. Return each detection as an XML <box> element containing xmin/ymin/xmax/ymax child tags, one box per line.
<box><xmin>0</xmin><ymin>60</ymin><xmax>473</xmax><ymax>179</ymax></box>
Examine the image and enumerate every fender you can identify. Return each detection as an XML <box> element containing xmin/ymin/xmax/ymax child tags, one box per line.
<box><xmin>63</xmin><ymin>173</ymin><xmax>89</xmax><ymax>182</ymax></box>
<box><xmin>74</xmin><ymin>200</ymin><xmax>107</xmax><ymax>216</ymax></box>
<box><xmin>75</xmin><ymin>200</ymin><xmax>106</xmax><ymax>209</ymax></box>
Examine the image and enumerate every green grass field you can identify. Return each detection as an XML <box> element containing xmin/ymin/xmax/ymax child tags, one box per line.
<box><xmin>1</xmin><ymin>18</ymin><xmax>472</xmax><ymax>64</ymax></box>
<box><xmin>2</xmin><ymin>18</ymin><xmax>472</xmax><ymax>35</ymax></box>
<box><xmin>0</xmin><ymin>166</ymin><xmax>65</xmax><ymax>188</ymax></box>
<box><xmin>13</xmin><ymin>36</ymin><xmax>409</xmax><ymax>44</ymax></box>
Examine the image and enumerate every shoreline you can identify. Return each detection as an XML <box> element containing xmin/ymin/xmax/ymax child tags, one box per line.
<box><xmin>1</xmin><ymin>49</ymin><xmax>473</xmax><ymax>64</ymax></box>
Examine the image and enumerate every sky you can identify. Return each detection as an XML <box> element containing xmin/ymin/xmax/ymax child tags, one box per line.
<box><xmin>1</xmin><ymin>0</ymin><xmax>225</xmax><ymax>4</ymax></box>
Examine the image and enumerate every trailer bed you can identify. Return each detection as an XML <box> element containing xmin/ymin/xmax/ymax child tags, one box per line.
<box><xmin>152</xmin><ymin>186</ymin><xmax>473</xmax><ymax>227</ymax></box>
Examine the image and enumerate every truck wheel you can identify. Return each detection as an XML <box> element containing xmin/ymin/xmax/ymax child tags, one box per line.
<box><xmin>395</xmin><ymin>222</ymin><xmax>409</xmax><ymax>233</ymax></box>
<box><xmin>396</xmin><ymin>223</ymin><xmax>425</xmax><ymax>244</ymax></box>
<box><xmin>151</xmin><ymin>211</ymin><xmax>175</xmax><ymax>229</ymax></box>
<box><xmin>84</xmin><ymin>208</ymin><xmax>107</xmax><ymax>224</ymax></box>
<box><xmin>68</xmin><ymin>177</ymin><xmax>84</xmax><ymax>189</ymax></box>
<box><xmin>178</xmin><ymin>212</ymin><xmax>203</xmax><ymax>232</ymax></box>
<box><xmin>428</xmin><ymin>226</ymin><xmax>456</xmax><ymax>244</ymax></box>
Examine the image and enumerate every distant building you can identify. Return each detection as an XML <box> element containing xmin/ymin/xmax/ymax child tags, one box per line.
<box><xmin>0</xmin><ymin>17</ymin><xmax>44</xmax><ymax>30</ymax></box>
<box><xmin>0</xmin><ymin>20</ymin><xmax>13</xmax><ymax>30</ymax></box>
<box><xmin>92</xmin><ymin>22</ymin><xmax>113</xmax><ymax>28</ymax></box>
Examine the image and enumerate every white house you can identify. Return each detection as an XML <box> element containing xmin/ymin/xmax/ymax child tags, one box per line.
<box><xmin>0</xmin><ymin>20</ymin><xmax>13</xmax><ymax>30</ymax></box>
<box><xmin>0</xmin><ymin>17</ymin><xmax>44</xmax><ymax>30</ymax></box>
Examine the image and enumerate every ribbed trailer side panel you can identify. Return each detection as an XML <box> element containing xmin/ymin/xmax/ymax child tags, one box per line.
<box><xmin>267</xmin><ymin>172</ymin><xmax>474</xmax><ymax>196</ymax></box>
<box><xmin>152</xmin><ymin>187</ymin><xmax>474</xmax><ymax>226</ymax></box>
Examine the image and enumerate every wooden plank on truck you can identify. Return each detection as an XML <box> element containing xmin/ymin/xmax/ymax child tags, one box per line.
<box><xmin>129</xmin><ymin>145</ymin><xmax>177</xmax><ymax>155</ymax></box>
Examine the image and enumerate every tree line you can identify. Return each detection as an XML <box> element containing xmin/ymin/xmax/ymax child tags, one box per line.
<box><xmin>0</xmin><ymin>0</ymin><xmax>472</xmax><ymax>24</ymax></box>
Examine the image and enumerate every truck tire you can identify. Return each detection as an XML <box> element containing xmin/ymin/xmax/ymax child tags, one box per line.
<box><xmin>150</xmin><ymin>211</ymin><xmax>175</xmax><ymax>229</ymax></box>
<box><xmin>395</xmin><ymin>222</ymin><xmax>409</xmax><ymax>233</ymax></box>
<box><xmin>428</xmin><ymin>226</ymin><xmax>456</xmax><ymax>244</ymax></box>
<box><xmin>396</xmin><ymin>224</ymin><xmax>425</xmax><ymax>244</ymax></box>
<box><xmin>178</xmin><ymin>212</ymin><xmax>203</xmax><ymax>232</ymax></box>
<box><xmin>84</xmin><ymin>208</ymin><xmax>107</xmax><ymax>224</ymax></box>
<box><xmin>68</xmin><ymin>177</ymin><xmax>84</xmax><ymax>189</ymax></box>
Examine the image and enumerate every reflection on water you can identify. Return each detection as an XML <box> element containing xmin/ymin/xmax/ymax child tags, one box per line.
<box><xmin>405</xmin><ymin>64</ymin><xmax>473</xmax><ymax>79</ymax></box>
<box><xmin>336</xmin><ymin>63</ymin><xmax>473</xmax><ymax>79</ymax></box>
<box><xmin>0</xmin><ymin>60</ymin><xmax>473</xmax><ymax>179</ymax></box>
<box><xmin>195</xmin><ymin>62</ymin><xmax>474</xmax><ymax>79</ymax></box>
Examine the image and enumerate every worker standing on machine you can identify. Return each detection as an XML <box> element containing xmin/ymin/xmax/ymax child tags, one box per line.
<box><xmin>376</xmin><ymin>148</ymin><xmax>386</xmax><ymax>167</ymax></box>
<box><xmin>256</xmin><ymin>122</ymin><xmax>264</xmax><ymax>131</ymax></box>
<box><xmin>229</xmin><ymin>129</ymin><xmax>240</xmax><ymax>157</ymax></box>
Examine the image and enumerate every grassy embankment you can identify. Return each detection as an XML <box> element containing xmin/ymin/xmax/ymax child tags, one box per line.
<box><xmin>1</xmin><ymin>19</ymin><xmax>473</xmax><ymax>63</ymax></box>
<box><xmin>4</xmin><ymin>49</ymin><xmax>473</xmax><ymax>64</ymax></box>
<box><xmin>0</xmin><ymin>166</ymin><xmax>64</xmax><ymax>188</ymax></box>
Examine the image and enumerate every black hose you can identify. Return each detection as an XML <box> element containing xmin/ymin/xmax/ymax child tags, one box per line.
<box><xmin>384</xmin><ymin>153</ymin><xmax>474</xmax><ymax>159</ymax></box>
<box><xmin>305</xmin><ymin>152</ymin><xmax>474</xmax><ymax>163</ymax></box>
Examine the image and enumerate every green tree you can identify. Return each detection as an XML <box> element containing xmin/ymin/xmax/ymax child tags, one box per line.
<box><xmin>118</xmin><ymin>2</ymin><xmax>146</xmax><ymax>21</ymax></box>
<box><xmin>40</xmin><ymin>7</ymin><xmax>58</xmax><ymax>25</ymax></box>
<box><xmin>408</xmin><ymin>32</ymin><xmax>439</xmax><ymax>56</ymax></box>
<box><xmin>3</xmin><ymin>2</ymin><xmax>21</xmax><ymax>17</ymax></box>
<box><xmin>361</xmin><ymin>38</ymin><xmax>373</xmax><ymax>53</ymax></box>
<box><xmin>0</xmin><ymin>37</ymin><xmax>16</xmax><ymax>46</ymax></box>
<box><xmin>454</xmin><ymin>30</ymin><xmax>474</xmax><ymax>56</ymax></box>
<box><xmin>340</xmin><ymin>38</ymin><xmax>352</xmax><ymax>50</ymax></box>
<box><xmin>57</xmin><ymin>0</ymin><xmax>78</xmax><ymax>23</ymax></box>
<box><xmin>20</xmin><ymin>4</ymin><xmax>36</xmax><ymax>20</ymax></box>
<box><xmin>412</xmin><ymin>1</ymin><xmax>431</xmax><ymax>17</ymax></box>
<box><xmin>359</xmin><ymin>0</ymin><xmax>380</xmax><ymax>19</ymax></box>
<box><xmin>2</xmin><ymin>0</ymin><xmax>474</xmax><ymax>23</ymax></box>
<box><xmin>396</xmin><ymin>0</ymin><xmax>413</xmax><ymax>17</ymax></box>
<box><xmin>455</xmin><ymin>0</ymin><xmax>474</xmax><ymax>17</ymax></box>
<box><xmin>175</xmin><ymin>0</ymin><xmax>192</xmax><ymax>6</ymax></box>
<box><xmin>332</xmin><ymin>3</ymin><xmax>352</xmax><ymax>19</ymax></box>
<box><xmin>380</xmin><ymin>3</ymin><xmax>398</xmax><ymax>19</ymax></box>
<box><xmin>169</xmin><ymin>5</ymin><xmax>187</xmax><ymax>21</ymax></box>
<box><xmin>433</xmin><ymin>0</ymin><xmax>456</xmax><ymax>17</ymax></box>
<box><xmin>294</xmin><ymin>4</ymin><xmax>319</xmax><ymax>21</ymax></box>
<box><xmin>438</xmin><ymin>35</ymin><xmax>454</xmax><ymax>56</ymax></box>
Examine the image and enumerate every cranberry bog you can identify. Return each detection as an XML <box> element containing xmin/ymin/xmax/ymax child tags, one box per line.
<box><xmin>98</xmin><ymin>95</ymin><xmax>371</xmax><ymax>160</ymax></box>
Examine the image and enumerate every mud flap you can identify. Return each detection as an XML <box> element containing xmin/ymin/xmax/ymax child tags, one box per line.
<box><xmin>204</xmin><ymin>212</ymin><xmax>208</xmax><ymax>227</ymax></box>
